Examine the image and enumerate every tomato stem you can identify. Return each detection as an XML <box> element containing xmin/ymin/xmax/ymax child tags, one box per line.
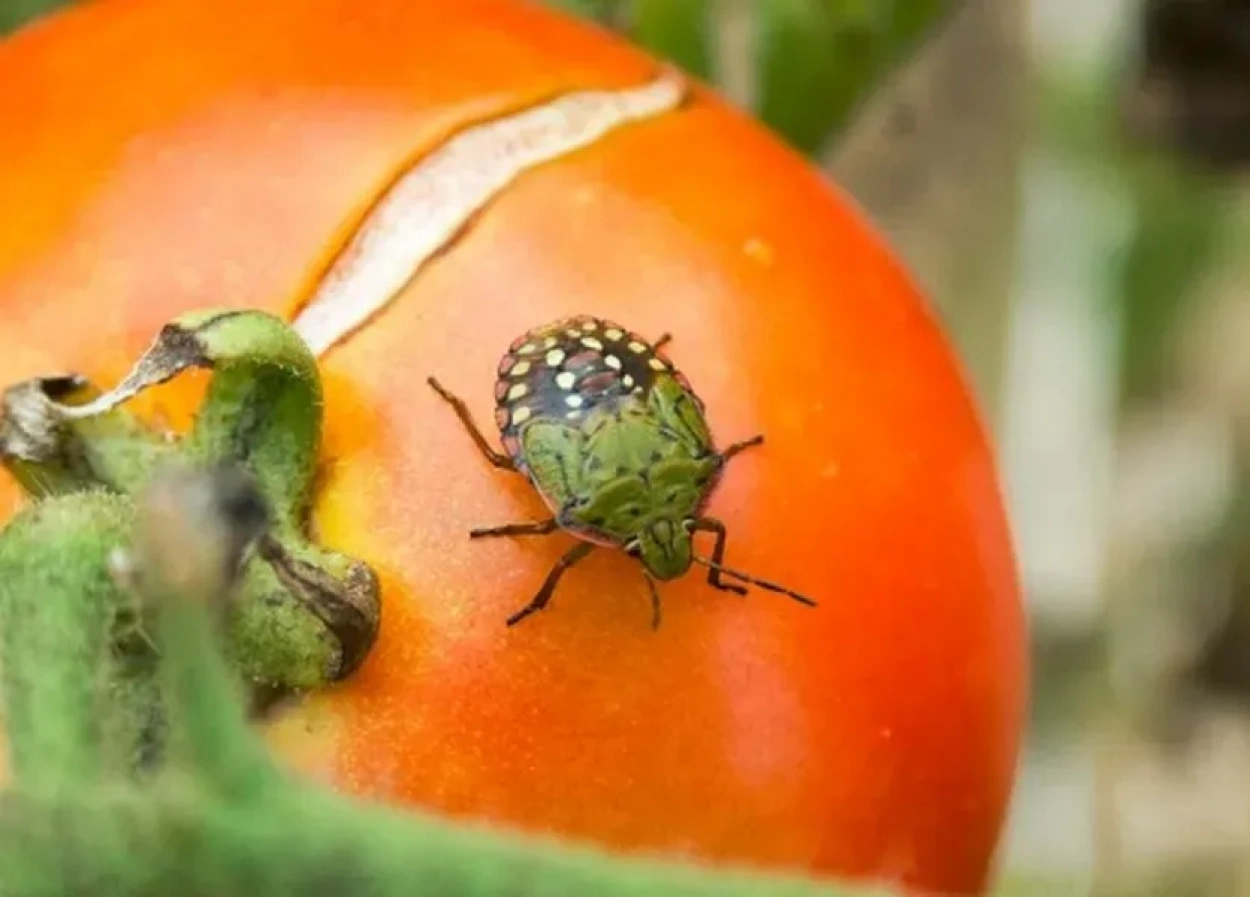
<box><xmin>0</xmin><ymin>464</ymin><xmax>892</xmax><ymax>897</ymax></box>
<box><xmin>0</xmin><ymin>309</ymin><xmax>380</xmax><ymax>694</ymax></box>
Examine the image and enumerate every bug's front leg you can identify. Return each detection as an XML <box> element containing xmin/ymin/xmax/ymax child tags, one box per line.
<box><xmin>688</xmin><ymin>517</ymin><xmax>747</xmax><ymax>595</ymax></box>
<box><xmin>427</xmin><ymin>376</ymin><xmax>516</xmax><ymax>471</ymax></box>
<box><xmin>718</xmin><ymin>434</ymin><xmax>764</xmax><ymax>465</ymax></box>
<box><xmin>506</xmin><ymin>541</ymin><xmax>596</xmax><ymax>627</ymax></box>
<box><xmin>470</xmin><ymin>519</ymin><xmax>559</xmax><ymax>539</ymax></box>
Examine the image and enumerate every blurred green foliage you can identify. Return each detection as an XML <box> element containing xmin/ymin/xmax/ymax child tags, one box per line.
<box><xmin>1036</xmin><ymin>64</ymin><xmax>1234</xmax><ymax>406</ymax></box>
<box><xmin>553</xmin><ymin>0</ymin><xmax>938</xmax><ymax>153</ymax></box>
<box><xmin>1114</xmin><ymin>161</ymin><xmax>1229</xmax><ymax>404</ymax></box>
<box><xmin>755</xmin><ymin>0</ymin><xmax>948</xmax><ymax>154</ymax></box>
<box><xmin>628</xmin><ymin>0</ymin><xmax>714</xmax><ymax>83</ymax></box>
<box><xmin>552</xmin><ymin>0</ymin><xmax>963</xmax><ymax>155</ymax></box>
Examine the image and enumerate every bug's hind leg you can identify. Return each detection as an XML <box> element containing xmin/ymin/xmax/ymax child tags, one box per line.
<box><xmin>506</xmin><ymin>541</ymin><xmax>595</xmax><ymax>627</ymax></box>
<box><xmin>427</xmin><ymin>376</ymin><xmax>516</xmax><ymax>471</ymax></box>
<box><xmin>470</xmin><ymin>519</ymin><xmax>558</xmax><ymax>539</ymax></box>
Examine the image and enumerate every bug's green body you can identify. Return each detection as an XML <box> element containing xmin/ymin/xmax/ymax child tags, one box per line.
<box><xmin>519</xmin><ymin>375</ymin><xmax>718</xmax><ymax>580</ymax></box>
<box><xmin>428</xmin><ymin>316</ymin><xmax>814</xmax><ymax>628</ymax></box>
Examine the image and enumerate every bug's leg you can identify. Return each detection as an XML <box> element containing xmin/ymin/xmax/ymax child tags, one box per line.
<box><xmin>506</xmin><ymin>541</ymin><xmax>596</xmax><ymax>627</ymax></box>
<box><xmin>427</xmin><ymin>376</ymin><xmax>516</xmax><ymax>470</ymax></box>
<box><xmin>652</xmin><ymin>332</ymin><xmax>673</xmax><ymax>351</ymax></box>
<box><xmin>689</xmin><ymin>517</ymin><xmax>747</xmax><ymax>595</ymax></box>
<box><xmin>643</xmin><ymin>572</ymin><xmax>663</xmax><ymax>631</ymax></box>
<box><xmin>718</xmin><ymin>434</ymin><xmax>764</xmax><ymax>466</ymax></box>
<box><xmin>470</xmin><ymin>519</ymin><xmax>559</xmax><ymax>539</ymax></box>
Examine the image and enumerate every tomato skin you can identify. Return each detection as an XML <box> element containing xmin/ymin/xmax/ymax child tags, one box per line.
<box><xmin>0</xmin><ymin>0</ymin><xmax>1028</xmax><ymax>893</ymax></box>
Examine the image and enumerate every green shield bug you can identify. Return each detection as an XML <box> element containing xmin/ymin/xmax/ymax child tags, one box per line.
<box><xmin>428</xmin><ymin>315</ymin><xmax>816</xmax><ymax>629</ymax></box>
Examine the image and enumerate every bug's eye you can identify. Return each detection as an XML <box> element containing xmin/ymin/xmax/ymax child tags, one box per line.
<box><xmin>624</xmin><ymin>540</ymin><xmax>641</xmax><ymax>557</ymax></box>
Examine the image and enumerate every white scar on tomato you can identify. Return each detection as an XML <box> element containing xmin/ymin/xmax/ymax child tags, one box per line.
<box><xmin>292</xmin><ymin>70</ymin><xmax>688</xmax><ymax>357</ymax></box>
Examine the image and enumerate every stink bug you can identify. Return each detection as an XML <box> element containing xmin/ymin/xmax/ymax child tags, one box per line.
<box><xmin>428</xmin><ymin>315</ymin><xmax>816</xmax><ymax>629</ymax></box>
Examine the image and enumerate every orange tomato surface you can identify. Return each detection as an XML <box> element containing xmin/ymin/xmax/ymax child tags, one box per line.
<box><xmin>0</xmin><ymin>0</ymin><xmax>1028</xmax><ymax>893</ymax></box>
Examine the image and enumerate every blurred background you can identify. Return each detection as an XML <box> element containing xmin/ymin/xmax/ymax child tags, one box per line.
<box><xmin>4</xmin><ymin>0</ymin><xmax>1248</xmax><ymax>894</ymax></box>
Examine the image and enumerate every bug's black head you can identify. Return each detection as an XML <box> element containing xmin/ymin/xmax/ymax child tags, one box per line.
<box><xmin>625</xmin><ymin>516</ymin><xmax>692</xmax><ymax>582</ymax></box>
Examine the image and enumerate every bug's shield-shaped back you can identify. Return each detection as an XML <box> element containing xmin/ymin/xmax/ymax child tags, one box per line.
<box><xmin>647</xmin><ymin>376</ymin><xmax>714</xmax><ymax>455</ymax></box>
<box><xmin>517</xmin><ymin>420</ymin><xmax>587</xmax><ymax>514</ymax></box>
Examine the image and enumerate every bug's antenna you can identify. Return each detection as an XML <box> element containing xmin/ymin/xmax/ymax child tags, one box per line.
<box><xmin>691</xmin><ymin>556</ymin><xmax>817</xmax><ymax>607</ymax></box>
<box><xmin>642</xmin><ymin>573</ymin><xmax>663</xmax><ymax>631</ymax></box>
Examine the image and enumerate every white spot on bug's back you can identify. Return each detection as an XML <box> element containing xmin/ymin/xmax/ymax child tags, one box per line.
<box><xmin>546</xmin><ymin>349</ymin><xmax>566</xmax><ymax>367</ymax></box>
<box><xmin>566</xmin><ymin>410</ymin><xmax>582</xmax><ymax>420</ymax></box>
<box><xmin>507</xmin><ymin>383</ymin><xmax>528</xmax><ymax>400</ymax></box>
<box><xmin>648</xmin><ymin>357</ymin><xmax>667</xmax><ymax>371</ymax></box>
<box><xmin>517</xmin><ymin>342</ymin><xmax>539</xmax><ymax>355</ymax></box>
<box><xmin>566</xmin><ymin>394</ymin><xmax>584</xmax><ymax>409</ymax></box>
<box><xmin>622</xmin><ymin>374</ymin><xmax>635</xmax><ymax>388</ymax></box>
<box><xmin>581</xmin><ymin>337</ymin><xmax>603</xmax><ymax>350</ymax></box>
<box><xmin>289</xmin><ymin>71</ymin><xmax>688</xmax><ymax>357</ymax></box>
<box><xmin>511</xmin><ymin>406</ymin><xmax>533</xmax><ymax>425</ymax></box>
<box><xmin>604</xmin><ymin>355</ymin><xmax>622</xmax><ymax>370</ymax></box>
<box><xmin>627</xmin><ymin>341</ymin><xmax>647</xmax><ymax>354</ymax></box>
<box><xmin>580</xmin><ymin>320</ymin><xmax>597</xmax><ymax>331</ymax></box>
<box><xmin>566</xmin><ymin>329</ymin><xmax>582</xmax><ymax>338</ymax></box>
<box><xmin>543</xmin><ymin>336</ymin><xmax>558</xmax><ymax>349</ymax></box>
<box><xmin>555</xmin><ymin>371</ymin><xmax>576</xmax><ymax>390</ymax></box>
<box><xmin>510</xmin><ymin>361</ymin><xmax>531</xmax><ymax>377</ymax></box>
<box><xmin>604</xmin><ymin>328</ymin><xmax>624</xmax><ymax>341</ymax></box>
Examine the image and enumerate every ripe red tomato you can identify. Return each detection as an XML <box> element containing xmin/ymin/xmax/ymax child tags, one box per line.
<box><xmin>0</xmin><ymin>1</ymin><xmax>1027</xmax><ymax>893</ymax></box>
